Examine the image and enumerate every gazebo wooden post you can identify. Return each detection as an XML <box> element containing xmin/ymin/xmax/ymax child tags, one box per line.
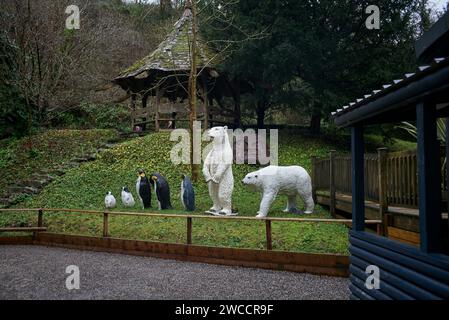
<box><xmin>155</xmin><ymin>88</ymin><xmax>161</xmax><ymax>132</ymax></box>
<box><xmin>416</xmin><ymin>102</ymin><xmax>442</xmax><ymax>253</ymax></box>
<box><xmin>130</xmin><ymin>93</ymin><xmax>136</xmax><ymax>128</ymax></box>
<box><xmin>351</xmin><ymin>125</ymin><xmax>365</xmax><ymax>232</ymax></box>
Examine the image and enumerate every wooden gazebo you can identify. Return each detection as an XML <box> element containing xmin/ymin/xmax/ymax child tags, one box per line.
<box><xmin>332</xmin><ymin>11</ymin><xmax>449</xmax><ymax>299</ymax></box>
<box><xmin>113</xmin><ymin>3</ymin><xmax>243</xmax><ymax>131</ymax></box>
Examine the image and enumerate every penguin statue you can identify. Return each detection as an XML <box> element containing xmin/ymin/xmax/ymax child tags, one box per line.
<box><xmin>151</xmin><ymin>173</ymin><xmax>173</xmax><ymax>210</ymax></box>
<box><xmin>181</xmin><ymin>175</ymin><xmax>195</xmax><ymax>211</ymax></box>
<box><xmin>121</xmin><ymin>186</ymin><xmax>135</xmax><ymax>208</ymax></box>
<box><xmin>104</xmin><ymin>192</ymin><xmax>116</xmax><ymax>209</ymax></box>
<box><xmin>136</xmin><ymin>169</ymin><xmax>152</xmax><ymax>209</ymax></box>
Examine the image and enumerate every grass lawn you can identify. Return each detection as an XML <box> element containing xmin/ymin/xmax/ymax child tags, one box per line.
<box><xmin>0</xmin><ymin>129</ymin><xmax>414</xmax><ymax>255</ymax></box>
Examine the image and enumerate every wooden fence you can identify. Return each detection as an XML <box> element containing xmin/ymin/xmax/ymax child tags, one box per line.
<box><xmin>0</xmin><ymin>208</ymin><xmax>381</xmax><ymax>251</ymax></box>
<box><xmin>312</xmin><ymin>148</ymin><xmax>447</xmax><ymax>212</ymax></box>
<box><xmin>0</xmin><ymin>208</ymin><xmax>382</xmax><ymax>277</ymax></box>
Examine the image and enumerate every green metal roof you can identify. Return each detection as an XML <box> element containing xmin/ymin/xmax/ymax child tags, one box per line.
<box><xmin>115</xmin><ymin>7</ymin><xmax>219</xmax><ymax>81</ymax></box>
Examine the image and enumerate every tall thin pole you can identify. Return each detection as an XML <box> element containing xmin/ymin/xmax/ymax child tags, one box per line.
<box><xmin>188</xmin><ymin>0</ymin><xmax>200</xmax><ymax>181</ymax></box>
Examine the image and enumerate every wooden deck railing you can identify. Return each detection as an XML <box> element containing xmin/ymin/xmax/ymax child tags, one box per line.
<box><xmin>0</xmin><ymin>208</ymin><xmax>381</xmax><ymax>251</ymax></box>
<box><xmin>312</xmin><ymin>147</ymin><xmax>447</xmax><ymax>211</ymax></box>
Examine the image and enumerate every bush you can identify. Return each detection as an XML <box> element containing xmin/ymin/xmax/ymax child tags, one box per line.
<box><xmin>50</xmin><ymin>103</ymin><xmax>131</xmax><ymax>132</ymax></box>
<box><xmin>0</xmin><ymin>31</ymin><xmax>31</xmax><ymax>138</ymax></box>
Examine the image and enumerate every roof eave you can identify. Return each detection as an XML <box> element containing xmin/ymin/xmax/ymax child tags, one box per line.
<box><xmin>334</xmin><ymin>64</ymin><xmax>449</xmax><ymax>128</ymax></box>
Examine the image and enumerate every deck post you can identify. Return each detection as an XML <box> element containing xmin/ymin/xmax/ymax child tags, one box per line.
<box><xmin>446</xmin><ymin>118</ymin><xmax>449</xmax><ymax>239</ymax></box>
<box><xmin>329</xmin><ymin>150</ymin><xmax>336</xmax><ymax>218</ymax></box>
<box><xmin>416</xmin><ymin>102</ymin><xmax>442</xmax><ymax>253</ymax></box>
<box><xmin>378</xmin><ymin>148</ymin><xmax>388</xmax><ymax>236</ymax></box>
<box><xmin>351</xmin><ymin>125</ymin><xmax>365</xmax><ymax>231</ymax></box>
<box><xmin>265</xmin><ymin>220</ymin><xmax>272</xmax><ymax>250</ymax></box>
<box><xmin>311</xmin><ymin>156</ymin><xmax>317</xmax><ymax>203</ymax></box>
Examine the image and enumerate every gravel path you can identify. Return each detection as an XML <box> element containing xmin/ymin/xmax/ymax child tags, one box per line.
<box><xmin>0</xmin><ymin>245</ymin><xmax>349</xmax><ymax>300</ymax></box>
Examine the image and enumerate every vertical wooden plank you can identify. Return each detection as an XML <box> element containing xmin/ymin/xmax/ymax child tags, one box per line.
<box><xmin>416</xmin><ymin>102</ymin><xmax>442</xmax><ymax>253</ymax></box>
<box><xmin>412</xmin><ymin>153</ymin><xmax>417</xmax><ymax>206</ymax></box>
<box><xmin>352</xmin><ymin>126</ymin><xmax>365</xmax><ymax>232</ymax></box>
<box><xmin>394</xmin><ymin>157</ymin><xmax>398</xmax><ymax>205</ymax></box>
<box><xmin>311</xmin><ymin>156</ymin><xmax>317</xmax><ymax>203</ymax></box>
<box><xmin>329</xmin><ymin>150</ymin><xmax>336</xmax><ymax>218</ymax></box>
<box><xmin>103</xmin><ymin>212</ymin><xmax>109</xmax><ymax>238</ymax></box>
<box><xmin>378</xmin><ymin>148</ymin><xmax>388</xmax><ymax>235</ymax></box>
<box><xmin>265</xmin><ymin>220</ymin><xmax>272</xmax><ymax>250</ymax></box>
<box><xmin>406</xmin><ymin>155</ymin><xmax>410</xmax><ymax>206</ymax></box>
<box><xmin>187</xmin><ymin>217</ymin><xmax>192</xmax><ymax>245</ymax></box>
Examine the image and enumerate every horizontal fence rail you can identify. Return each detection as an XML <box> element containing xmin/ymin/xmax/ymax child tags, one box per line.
<box><xmin>312</xmin><ymin>148</ymin><xmax>448</xmax><ymax>210</ymax></box>
<box><xmin>0</xmin><ymin>208</ymin><xmax>381</xmax><ymax>251</ymax></box>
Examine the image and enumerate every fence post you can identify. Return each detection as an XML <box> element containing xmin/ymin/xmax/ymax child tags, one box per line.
<box><xmin>330</xmin><ymin>150</ymin><xmax>337</xmax><ymax>218</ymax></box>
<box><xmin>378</xmin><ymin>148</ymin><xmax>389</xmax><ymax>236</ymax></box>
<box><xmin>187</xmin><ymin>217</ymin><xmax>192</xmax><ymax>245</ymax></box>
<box><xmin>37</xmin><ymin>209</ymin><xmax>43</xmax><ymax>229</ymax></box>
<box><xmin>311</xmin><ymin>156</ymin><xmax>317</xmax><ymax>203</ymax></box>
<box><xmin>103</xmin><ymin>212</ymin><xmax>109</xmax><ymax>238</ymax></box>
<box><xmin>34</xmin><ymin>209</ymin><xmax>44</xmax><ymax>239</ymax></box>
<box><xmin>265</xmin><ymin>220</ymin><xmax>272</xmax><ymax>250</ymax></box>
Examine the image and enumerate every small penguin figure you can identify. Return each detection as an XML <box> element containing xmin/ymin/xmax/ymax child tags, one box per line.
<box><xmin>121</xmin><ymin>186</ymin><xmax>135</xmax><ymax>208</ymax></box>
<box><xmin>181</xmin><ymin>175</ymin><xmax>195</xmax><ymax>211</ymax></box>
<box><xmin>151</xmin><ymin>173</ymin><xmax>172</xmax><ymax>210</ymax></box>
<box><xmin>104</xmin><ymin>192</ymin><xmax>116</xmax><ymax>209</ymax></box>
<box><xmin>136</xmin><ymin>169</ymin><xmax>152</xmax><ymax>209</ymax></box>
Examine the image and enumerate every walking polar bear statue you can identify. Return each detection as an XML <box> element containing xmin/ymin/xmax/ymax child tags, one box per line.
<box><xmin>242</xmin><ymin>165</ymin><xmax>315</xmax><ymax>218</ymax></box>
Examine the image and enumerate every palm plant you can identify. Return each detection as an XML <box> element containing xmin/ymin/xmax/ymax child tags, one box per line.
<box><xmin>398</xmin><ymin>119</ymin><xmax>446</xmax><ymax>143</ymax></box>
<box><xmin>398</xmin><ymin>119</ymin><xmax>447</xmax><ymax>170</ymax></box>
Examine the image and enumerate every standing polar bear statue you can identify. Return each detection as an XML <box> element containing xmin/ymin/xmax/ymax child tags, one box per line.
<box><xmin>203</xmin><ymin>126</ymin><xmax>236</xmax><ymax>216</ymax></box>
<box><xmin>242</xmin><ymin>166</ymin><xmax>314</xmax><ymax>218</ymax></box>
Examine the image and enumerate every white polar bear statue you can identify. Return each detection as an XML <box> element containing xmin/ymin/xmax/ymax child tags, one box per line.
<box><xmin>242</xmin><ymin>165</ymin><xmax>315</xmax><ymax>218</ymax></box>
<box><xmin>203</xmin><ymin>126</ymin><xmax>235</xmax><ymax>216</ymax></box>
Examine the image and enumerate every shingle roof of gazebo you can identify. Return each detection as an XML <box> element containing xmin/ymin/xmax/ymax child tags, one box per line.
<box><xmin>115</xmin><ymin>7</ymin><xmax>219</xmax><ymax>81</ymax></box>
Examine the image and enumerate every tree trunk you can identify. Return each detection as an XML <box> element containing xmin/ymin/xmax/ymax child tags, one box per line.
<box><xmin>256</xmin><ymin>101</ymin><xmax>266</xmax><ymax>129</ymax></box>
<box><xmin>310</xmin><ymin>110</ymin><xmax>322</xmax><ymax>134</ymax></box>
<box><xmin>233</xmin><ymin>83</ymin><xmax>241</xmax><ymax>128</ymax></box>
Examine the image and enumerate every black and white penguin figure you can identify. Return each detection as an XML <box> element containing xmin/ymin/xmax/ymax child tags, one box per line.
<box><xmin>104</xmin><ymin>192</ymin><xmax>116</xmax><ymax>209</ymax></box>
<box><xmin>181</xmin><ymin>175</ymin><xmax>195</xmax><ymax>211</ymax></box>
<box><xmin>136</xmin><ymin>169</ymin><xmax>152</xmax><ymax>209</ymax></box>
<box><xmin>151</xmin><ymin>173</ymin><xmax>172</xmax><ymax>210</ymax></box>
<box><xmin>121</xmin><ymin>186</ymin><xmax>135</xmax><ymax>208</ymax></box>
